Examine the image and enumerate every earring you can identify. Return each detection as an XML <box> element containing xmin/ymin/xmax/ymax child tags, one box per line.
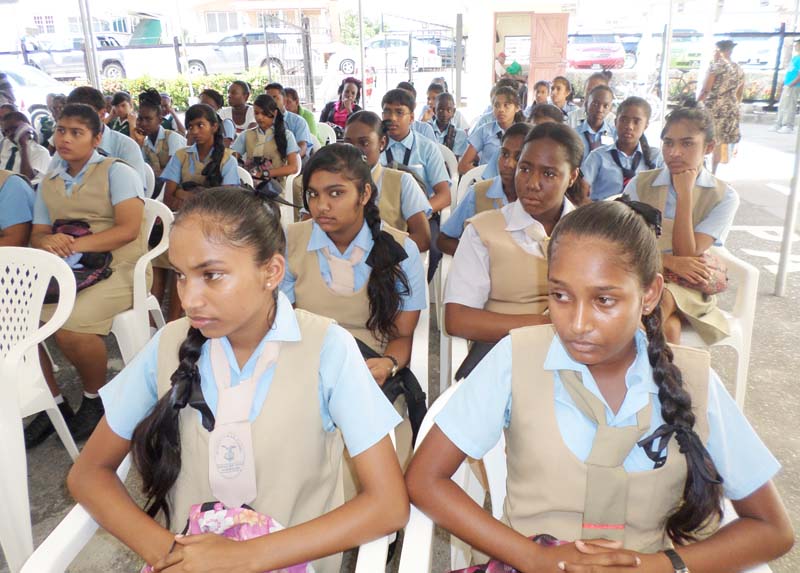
<box><xmin>266</xmin><ymin>282</ymin><xmax>272</xmax><ymax>288</ymax></box>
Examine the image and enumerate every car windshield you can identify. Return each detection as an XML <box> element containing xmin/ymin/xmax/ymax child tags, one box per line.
<box><xmin>3</xmin><ymin>66</ymin><xmax>60</xmax><ymax>87</ymax></box>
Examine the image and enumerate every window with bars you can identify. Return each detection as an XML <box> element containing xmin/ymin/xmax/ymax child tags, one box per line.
<box><xmin>33</xmin><ymin>15</ymin><xmax>55</xmax><ymax>34</ymax></box>
<box><xmin>205</xmin><ymin>12</ymin><xmax>238</xmax><ymax>34</ymax></box>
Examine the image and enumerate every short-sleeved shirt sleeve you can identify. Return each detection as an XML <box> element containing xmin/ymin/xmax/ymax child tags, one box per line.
<box><xmin>285</xmin><ymin>130</ymin><xmax>300</xmax><ymax>156</ymax></box>
<box><xmin>109</xmin><ymin>161</ymin><xmax>146</xmax><ymax>205</ymax></box>
<box><xmin>442</xmin><ymin>222</ymin><xmax>492</xmax><ymax>309</ymax></box>
<box><xmin>398</xmin><ymin>171</ymin><xmax>433</xmax><ymax>220</ymax></box>
<box><xmin>398</xmin><ymin>236</ymin><xmax>427</xmax><ymax>312</ymax></box>
<box><xmin>0</xmin><ymin>175</ymin><xmax>34</xmax><ymax>230</ymax></box>
<box><xmin>441</xmin><ymin>186</ymin><xmax>477</xmax><ymax>239</ymax></box>
<box><xmin>422</xmin><ymin>139</ymin><xmax>450</xmax><ymax>191</ymax></box>
<box><xmin>221</xmin><ymin>153</ymin><xmax>240</xmax><ymax>185</ymax></box>
<box><xmin>160</xmin><ymin>152</ymin><xmax>182</xmax><ymax>184</ymax></box>
<box><xmin>166</xmin><ymin>131</ymin><xmax>188</xmax><ymax>155</ymax></box>
<box><xmin>695</xmin><ymin>188</ymin><xmax>739</xmax><ymax>244</ymax></box>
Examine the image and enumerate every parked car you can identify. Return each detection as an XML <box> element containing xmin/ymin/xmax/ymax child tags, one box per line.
<box><xmin>23</xmin><ymin>34</ymin><xmax>127</xmax><ymax>79</ymax></box>
<box><xmin>567</xmin><ymin>34</ymin><xmax>626</xmax><ymax>69</ymax></box>
<box><xmin>185</xmin><ymin>29</ymin><xmax>302</xmax><ymax>76</ymax></box>
<box><xmin>0</xmin><ymin>62</ymin><xmax>70</xmax><ymax>125</ymax></box>
<box><xmin>364</xmin><ymin>35</ymin><xmax>442</xmax><ymax>71</ymax></box>
<box><xmin>415</xmin><ymin>35</ymin><xmax>464</xmax><ymax>68</ymax></box>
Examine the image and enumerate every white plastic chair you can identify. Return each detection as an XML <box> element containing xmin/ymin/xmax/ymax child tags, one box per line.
<box><xmin>316</xmin><ymin>122</ymin><xmax>337</xmax><ymax>146</ymax></box>
<box><xmin>109</xmin><ymin>199</ymin><xmax>173</xmax><ymax>365</ymax></box>
<box><xmin>237</xmin><ymin>166</ymin><xmax>254</xmax><ymax>187</ymax></box>
<box><xmin>282</xmin><ymin>161</ymin><xmax>303</xmax><ymax>225</ymax></box>
<box><xmin>143</xmin><ymin>163</ymin><xmax>155</xmax><ymax>199</ymax></box>
<box><xmin>309</xmin><ymin>134</ymin><xmax>322</xmax><ymax>153</ymax></box>
<box><xmin>438</xmin><ymin>144</ymin><xmax>459</xmax><ymax>201</ymax></box>
<box><xmin>410</xmin><ymin>254</ymin><xmax>431</xmax><ymax>400</ymax></box>
<box><xmin>0</xmin><ymin>247</ymin><xmax>78</xmax><ymax>573</ymax></box>
<box><xmin>22</xmin><ymin>434</ymin><xmax>399</xmax><ymax>573</ymax></box>
<box><xmin>679</xmin><ymin>246</ymin><xmax>758</xmax><ymax>410</ymax></box>
<box><xmin>456</xmin><ymin>165</ymin><xmax>486</xmax><ymax>207</ymax></box>
<box><xmin>399</xmin><ymin>387</ymin><xmax>774</xmax><ymax>573</ymax></box>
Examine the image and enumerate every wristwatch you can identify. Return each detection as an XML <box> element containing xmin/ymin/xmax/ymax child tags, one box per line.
<box><xmin>663</xmin><ymin>549</ymin><xmax>689</xmax><ymax>573</ymax></box>
<box><xmin>383</xmin><ymin>354</ymin><xmax>399</xmax><ymax>377</ymax></box>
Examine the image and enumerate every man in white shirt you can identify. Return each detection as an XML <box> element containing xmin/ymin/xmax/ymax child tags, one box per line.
<box><xmin>494</xmin><ymin>52</ymin><xmax>508</xmax><ymax>82</ymax></box>
<box><xmin>0</xmin><ymin>111</ymin><xmax>51</xmax><ymax>185</ymax></box>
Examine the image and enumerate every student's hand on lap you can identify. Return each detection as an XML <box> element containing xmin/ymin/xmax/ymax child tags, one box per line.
<box><xmin>532</xmin><ymin>540</ymin><xmax>641</xmax><ymax>571</ymax></box>
<box><xmin>154</xmin><ymin>533</ymin><xmax>257</xmax><ymax>573</ymax></box>
<box><xmin>665</xmin><ymin>255</ymin><xmax>710</xmax><ymax>285</ymax></box>
<box><xmin>40</xmin><ymin>233</ymin><xmax>75</xmax><ymax>258</ymax></box>
<box><xmin>366</xmin><ymin>357</ymin><xmax>393</xmax><ymax>386</ymax></box>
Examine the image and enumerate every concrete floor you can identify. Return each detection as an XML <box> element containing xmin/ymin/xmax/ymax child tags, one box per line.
<box><xmin>3</xmin><ymin>121</ymin><xmax>799</xmax><ymax>572</ymax></box>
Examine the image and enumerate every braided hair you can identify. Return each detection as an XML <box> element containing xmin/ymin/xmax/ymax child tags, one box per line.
<box><xmin>131</xmin><ymin>186</ymin><xmax>285</xmax><ymax>527</ymax></box>
<box><xmin>617</xmin><ymin>97</ymin><xmax>656</xmax><ymax>169</ymax></box>
<box><xmin>253</xmin><ymin>94</ymin><xmax>288</xmax><ymax>160</ymax></box>
<box><xmin>301</xmin><ymin>143</ymin><xmax>410</xmax><ymax>344</ymax></box>
<box><xmin>138</xmin><ymin>88</ymin><xmax>162</xmax><ymax>114</ymax></box>
<box><xmin>185</xmin><ymin>104</ymin><xmax>225</xmax><ymax>187</ymax></box>
<box><xmin>547</xmin><ymin>200</ymin><xmax>724</xmax><ymax>544</ymax></box>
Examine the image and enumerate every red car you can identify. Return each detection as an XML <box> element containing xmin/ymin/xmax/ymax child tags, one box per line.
<box><xmin>567</xmin><ymin>34</ymin><xmax>626</xmax><ymax>69</ymax></box>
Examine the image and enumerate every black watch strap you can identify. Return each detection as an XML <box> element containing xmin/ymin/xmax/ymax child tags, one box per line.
<box><xmin>663</xmin><ymin>549</ymin><xmax>689</xmax><ymax>573</ymax></box>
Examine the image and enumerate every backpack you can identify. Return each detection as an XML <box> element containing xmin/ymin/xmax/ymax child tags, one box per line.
<box><xmin>44</xmin><ymin>220</ymin><xmax>113</xmax><ymax>304</ymax></box>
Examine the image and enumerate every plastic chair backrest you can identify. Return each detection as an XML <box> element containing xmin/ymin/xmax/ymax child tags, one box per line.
<box><xmin>0</xmin><ymin>248</ymin><xmax>77</xmax><ymax>572</ymax></box>
<box><xmin>237</xmin><ymin>166</ymin><xmax>254</xmax><ymax>187</ymax></box>
<box><xmin>317</xmin><ymin>122</ymin><xmax>337</xmax><ymax>146</ymax></box>
<box><xmin>309</xmin><ymin>134</ymin><xmax>322</xmax><ymax>152</ymax></box>
<box><xmin>456</xmin><ymin>165</ymin><xmax>486</xmax><ymax>206</ymax></box>
<box><xmin>438</xmin><ymin>144</ymin><xmax>459</xmax><ymax>193</ymax></box>
<box><xmin>143</xmin><ymin>163</ymin><xmax>155</xmax><ymax>199</ymax></box>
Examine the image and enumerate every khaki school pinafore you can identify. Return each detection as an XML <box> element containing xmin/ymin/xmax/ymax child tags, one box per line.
<box><xmin>39</xmin><ymin>158</ymin><xmax>148</xmax><ymax>335</ymax></box>
<box><xmin>155</xmin><ymin>312</ymin><xmax>345</xmax><ymax>573</ymax></box>
<box><xmin>635</xmin><ymin>169</ymin><xmax>730</xmax><ymax>344</ymax></box>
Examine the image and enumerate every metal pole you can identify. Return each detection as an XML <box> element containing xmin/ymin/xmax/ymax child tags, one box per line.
<box><xmin>77</xmin><ymin>0</ymin><xmax>101</xmax><ymax>88</ymax></box>
<box><xmin>766</xmin><ymin>23</ymin><xmax>786</xmax><ymax>111</ymax></box>
<box><xmin>173</xmin><ymin>36</ymin><xmax>182</xmax><ymax>73</ymax></box>
<box><xmin>659</xmin><ymin>0</ymin><xmax>675</xmax><ymax>126</ymax></box>
<box><xmin>301</xmin><ymin>16</ymin><xmax>315</xmax><ymax>105</ymax></box>
<box><xmin>383</xmin><ymin>15</ymin><xmax>388</xmax><ymax>89</ymax></box>
<box><xmin>242</xmin><ymin>35</ymin><xmax>250</xmax><ymax>72</ymax></box>
<box><xmin>455</xmin><ymin>14</ymin><xmax>463</xmax><ymax>109</ymax></box>
<box><xmin>263</xmin><ymin>12</ymin><xmax>272</xmax><ymax>81</ymax></box>
<box><xmin>774</xmin><ymin>126</ymin><xmax>800</xmax><ymax>295</ymax></box>
<box><xmin>358</xmin><ymin>0</ymin><xmax>365</xmax><ymax>93</ymax></box>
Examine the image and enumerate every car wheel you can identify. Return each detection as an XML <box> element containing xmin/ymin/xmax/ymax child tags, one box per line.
<box><xmin>404</xmin><ymin>57</ymin><xmax>419</xmax><ymax>72</ymax></box>
<box><xmin>261</xmin><ymin>58</ymin><xmax>284</xmax><ymax>77</ymax></box>
<box><xmin>101</xmin><ymin>61</ymin><xmax>125</xmax><ymax>79</ymax></box>
<box><xmin>187</xmin><ymin>60</ymin><xmax>207</xmax><ymax>76</ymax></box>
<box><xmin>624</xmin><ymin>52</ymin><xmax>637</xmax><ymax>69</ymax></box>
<box><xmin>339</xmin><ymin>59</ymin><xmax>356</xmax><ymax>74</ymax></box>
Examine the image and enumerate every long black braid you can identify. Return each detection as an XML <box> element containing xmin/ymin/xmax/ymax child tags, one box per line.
<box><xmin>253</xmin><ymin>94</ymin><xmax>288</xmax><ymax>160</ymax></box>
<box><xmin>185</xmin><ymin>103</ymin><xmax>225</xmax><ymax>187</ymax></box>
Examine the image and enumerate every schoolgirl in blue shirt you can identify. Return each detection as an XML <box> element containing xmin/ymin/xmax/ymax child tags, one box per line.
<box><xmin>131</xmin><ymin>89</ymin><xmax>187</xmax><ymax>186</ymax></box>
<box><xmin>68</xmin><ymin>187</ymin><xmax>408</xmax><ymax>573</ymax></box>
<box><xmin>575</xmin><ymin>85</ymin><xmax>618</xmax><ymax>162</ymax></box>
<box><xmin>438</xmin><ymin>122</ymin><xmax>531</xmax><ymax>256</ymax></box>
<box><xmin>231</xmin><ymin>94</ymin><xmax>300</xmax><ymax>187</ymax></box>
<box><xmin>407</xmin><ymin>200</ymin><xmax>793</xmax><ymax>572</ymax></box>
<box><xmin>583</xmin><ymin>96</ymin><xmax>664</xmax><ymax>201</ymax></box>
<box><xmin>343</xmin><ymin>110</ymin><xmax>433</xmax><ymax>251</ymax></box>
<box><xmin>624</xmin><ymin>103</ymin><xmax>740</xmax><ymax>346</ymax></box>
<box><xmin>458</xmin><ymin>86</ymin><xmax>525</xmax><ymax>179</ymax></box>
<box><xmin>0</xmin><ymin>169</ymin><xmax>34</xmax><ymax>247</ymax></box>
<box><xmin>198</xmin><ymin>89</ymin><xmax>236</xmax><ymax>146</ymax></box>
<box><xmin>28</xmin><ymin>103</ymin><xmax>146</xmax><ymax>447</ymax></box>
<box><xmin>551</xmin><ymin>76</ymin><xmax>579</xmax><ymax>118</ymax></box>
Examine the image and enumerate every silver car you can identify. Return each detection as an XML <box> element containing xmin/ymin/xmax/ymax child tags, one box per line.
<box><xmin>24</xmin><ymin>34</ymin><xmax>127</xmax><ymax>80</ymax></box>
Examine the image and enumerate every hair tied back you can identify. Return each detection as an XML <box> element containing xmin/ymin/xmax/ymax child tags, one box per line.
<box><xmin>615</xmin><ymin>196</ymin><xmax>663</xmax><ymax>237</ymax></box>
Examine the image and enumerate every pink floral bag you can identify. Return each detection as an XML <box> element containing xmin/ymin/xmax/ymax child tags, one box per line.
<box><xmin>449</xmin><ymin>534</ymin><xmax>568</xmax><ymax>573</ymax></box>
<box><xmin>141</xmin><ymin>502</ymin><xmax>314</xmax><ymax>573</ymax></box>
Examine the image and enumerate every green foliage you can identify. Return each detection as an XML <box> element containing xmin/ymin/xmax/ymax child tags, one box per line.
<box><xmin>339</xmin><ymin>11</ymin><xmax>380</xmax><ymax>46</ymax></box>
<box><xmin>100</xmin><ymin>71</ymin><xmax>277</xmax><ymax>110</ymax></box>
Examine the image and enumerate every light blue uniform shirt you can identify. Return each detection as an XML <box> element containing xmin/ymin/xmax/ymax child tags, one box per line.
<box><xmin>100</xmin><ymin>292</ymin><xmax>401</xmax><ymax>457</ymax></box>
<box><xmin>160</xmin><ymin>143</ymin><xmax>240</xmax><ymax>186</ymax></box>
<box><xmin>34</xmin><ymin>151</ymin><xmax>144</xmax><ymax>225</ymax></box>
<box><xmin>375</xmin><ymin>165</ymin><xmax>432</xmax><ymax>220</ymax></box>
<box><xmin>441</xmin><ymin>175</ymin><xmax>508</xmax><ymax>239</ymax></box>
<box><xmin>412</xmin><ymin>120</ymin><xmax>437</xmax><ymax>142</ymax></box>
<box><xmin>231</xmin><ymin>127</ymin><xmax>299</xmax><ymax>160</ymax></box>
<box><xmin>417</xmin><ymin>106</ymin><xmax>469</xmax><ymax>130</ymax></box>
<box><xmin>284</xmin><ymin>110</ymin><xmax>313</xmax><ymax>151</ymax></box>
<box><xmin>436</xmin><ymin>329</ymin><xmax>781</xmax><ymax>501</ymax></box>
<box><xmin>575</xmin><ymin>119</ymin><xmax>617</xmax><ymax>162</ymax></box>
<box><xmin>430</xmin><ymin>120</ymin><xmax>468</xmax><ymax>157</ymax></box>
<box><xmin>0</xmin><ymin>174</ymin><xmax>34</xmax><ymax>230</ymax></box>
<box><xmin>380</xmin><ymin>130</ymin><xmax>449</xmax><ymax>199</ymax></box>
<box><xmin>142</xmin><ymin>126</ymin><xmax>186</xmax><ymax>161</ymax></box>
<box><xmin>281</xmin><ymin>220</ymin><xmax>427</xmax><ymax>313</ymax></box>
<box><xmin>623</xmin><ymin>167</ymin><xmax>740</xmax><ymax>246</ymax></box>
<box><xmin>468</xmin><ymin>120</ymin><xmax>505</xmax><ymax>180</ymax></box>
<box><xmin>48</xmin><ymin>126</ymin><xmax>147</xmax><ymax>190</ymax></box>
<box><xmin>222</xmin><ymin>117</ymin><xmax>236</xmax><ymax>141</ymax></box>
<box><xmin>473</xmin><ymin>111</ymin><xmax>495</xmax><ymax>130</ymax></box>
<box><xmin>582</xmin><ymin>143</ymin><xmax>664</xmax><ymax>201</ymax></box>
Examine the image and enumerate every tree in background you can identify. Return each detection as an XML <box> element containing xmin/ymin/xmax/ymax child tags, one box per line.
<box><xmin>340</xmin><ymin>11</ymin><xmax>381</xmax><ymax>46</ymax></box>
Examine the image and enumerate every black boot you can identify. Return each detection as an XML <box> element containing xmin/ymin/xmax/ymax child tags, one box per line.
<box><xmin>67</xmin><ymin>396</ymin><xmax>105</xmax><ymax>442</ymax></box>
<box><xmin>24</xmin><ymin>400</ymin><xmax>74</xmax><ymax>449</ymax></box>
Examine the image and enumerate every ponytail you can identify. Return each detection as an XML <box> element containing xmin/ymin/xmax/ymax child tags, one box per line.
<box><xmin>642</xmin><ymin>309</ymin><xmax>724</xmax><ymax>543</ymax></box>
<box><xmin>640</xmin><ymin>133</ymin><xmax>656</xmax><ymax>170</ymax></box>
<box><xmin>185</xmin><ymin>103</ymin><xmax>225</xmax><ymax>187</ymax></box>
<box><xmin>273</xmin><ymin>109</ymin><xmax>288</xmax><ymax>160</ymax></box>
<box><xmin>131</xmin><ymin>326</ymin><xmax>210</xmax><ymax>528</ymax></box>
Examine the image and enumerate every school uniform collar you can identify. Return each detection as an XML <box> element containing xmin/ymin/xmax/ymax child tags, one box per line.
<box><xmin>47</xmin><ymin>149</ymin><xmax>105</xmax><ymax>180</ymax></box>
<box><xmin>486</xmin><ymin>175</ymin><xmax>507</xmax><ymax>199</ymax></box>
<box><xmin>389</xmin><ymin>129</ymin><xmax>415</xmax><ymax>151</ymax></box>
<box><xmin>214</xmin><ymin>291</ymin><xmax>301</xmax><ymax>377</ymax></box>
<box><xmin>613</xmin><ymin>142</ymin><xmax>643</xmax><ymax>159</ymax></box>
<box><xmin>307</xmin><ymin>219</ymin><xmax>373</xmax><ymax>258</ymax></box>
<box><xmin>652</xmin><ymin>166</ymin><xmax>716</xmax><ymax>188</ymax></box>
<box><xmin>504</xmin><ymin>197</ymin><xmax>574</xmax><ymax>233</ymax></box>
<box><xmin>430</xmin><ymin>120</ymin><xmax>455</xmax><ymax>137</ymax></box>
<box><xmin>545</xmin><ymin>329</ymin><xmax>659</xmax><ymax>422</ymax></box>
<box><xmin>144</xmin><ymin>126</ymin><xmax>167</xmax><ymax>151</ymax></box>
<box><xmin>577</xmin><ymin>119</ymin><xmax>613</xmax><ymax>136</ymax></box>
<box><xmin>184</xmin><ymin>142</ymin><xmax>219</xmax><ymax>161</ymax></box>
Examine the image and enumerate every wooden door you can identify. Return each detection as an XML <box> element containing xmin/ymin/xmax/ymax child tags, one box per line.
<box><xmin>529</xmin><ymin>14</ymin><xmax>569</xmax><ymax>89</ymax></box>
